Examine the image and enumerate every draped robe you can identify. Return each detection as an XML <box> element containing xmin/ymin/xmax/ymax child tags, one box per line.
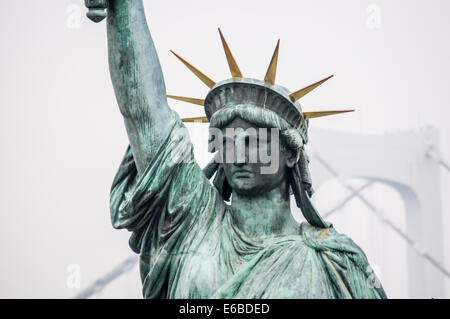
<box><xmin>110</xmin><ymin>117</ymin><xmax>387</xmax><ymax>299</ymax></box>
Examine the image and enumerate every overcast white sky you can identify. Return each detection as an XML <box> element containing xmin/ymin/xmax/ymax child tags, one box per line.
<box><xmin>0</xmin><ymin>0</ymin><xmax>449</xmax><ymax>298</ymax></box>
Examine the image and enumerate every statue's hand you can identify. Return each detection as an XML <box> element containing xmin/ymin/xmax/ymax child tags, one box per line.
<box><xmin>85</xmin><ymin>0</ymin><xmax>108</xmax><ymax>23</ymax></box>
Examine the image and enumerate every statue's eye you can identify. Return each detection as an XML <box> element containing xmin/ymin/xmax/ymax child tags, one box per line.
<box><xmin>222</xmin><ymin>137</ymin><xmax>234</xmax><ymax>149</ymax></box>
<box><xmin>245</xmin><ymin>135</ymin><xmax>257</xmax><ymax>147</ymax></box>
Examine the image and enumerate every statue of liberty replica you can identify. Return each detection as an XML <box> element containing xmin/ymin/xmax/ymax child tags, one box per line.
<box><xmin>85</xmin><ymin>0</ymin><xmax>387</xmax><ymax>298</ymax></box>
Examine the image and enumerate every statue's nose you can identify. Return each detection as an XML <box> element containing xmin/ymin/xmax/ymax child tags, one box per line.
<box><xmin>234</xmin><ymin>159</ymin><xmax>247</xmax><ymax>167</ymax></box>
<box><xmin>234</xmin><ymin>136</ymin><xmax>250</xmax><ymax>165</ymax></box>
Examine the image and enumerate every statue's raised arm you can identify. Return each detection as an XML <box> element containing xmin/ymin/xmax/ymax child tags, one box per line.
<box><xmin>88</xmin><ymin>0</ymin><xmax>174</xmax><ymax>175</ymax></box>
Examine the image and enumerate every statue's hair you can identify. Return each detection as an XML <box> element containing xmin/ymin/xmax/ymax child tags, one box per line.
<box><xmin>209</xmin><ymin>104</ymin><xmax>304</xmax><ymax>159</ymax></box>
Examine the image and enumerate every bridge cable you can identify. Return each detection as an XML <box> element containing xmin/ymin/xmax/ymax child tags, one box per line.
<box><xmin>73</xmin><ymin>255</ymin><xmax>139</xmax><ymax>299</ymax></box>
<box><xmin>426</xmin><ymin>146</ymin><xmax>450</xmax><ymax>172</ymax></box>
<box><xmin>323</xmin><ymin>181</ymin><xmax>375</xmax><ymax>219</ymax></box>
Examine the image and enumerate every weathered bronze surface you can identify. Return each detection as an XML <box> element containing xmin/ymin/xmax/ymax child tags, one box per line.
<box><xmin>87</xmin><ymin>0</ymin><xmax>386</xmax><ymax>299</ymax></box>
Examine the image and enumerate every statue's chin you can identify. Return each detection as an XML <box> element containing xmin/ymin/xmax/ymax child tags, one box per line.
<box><xmin>230</xmin><ymin>180</ymin><xmax>276</xmax><ymax>197</ymax></box>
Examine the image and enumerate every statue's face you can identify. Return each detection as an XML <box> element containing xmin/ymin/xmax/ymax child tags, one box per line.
<box><xmin>219</xmin><ymin>117</ymin><xmax>297</xmax><ymax>196</ymax></box>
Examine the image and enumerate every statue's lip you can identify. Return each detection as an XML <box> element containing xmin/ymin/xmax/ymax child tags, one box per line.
<box><xmin>232</xmin><ymin>168</ymin><xmax>254</xmax><ymax>177</ymax></box>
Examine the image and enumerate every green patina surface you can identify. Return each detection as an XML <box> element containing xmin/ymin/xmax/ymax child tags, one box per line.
<box><xmin>87</xmin><ymin>0</ymin><xmax>387</xmax><ymax>299</ymax></box>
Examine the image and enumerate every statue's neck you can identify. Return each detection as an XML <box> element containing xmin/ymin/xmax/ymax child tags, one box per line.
<box><xmin>230</xmin><ymin>180</ymin><xmax>299</xmax><ymax>239</ymax></box>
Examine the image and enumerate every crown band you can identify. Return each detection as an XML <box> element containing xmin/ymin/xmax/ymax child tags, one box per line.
<box><xmin>205</xmin><ymin>78</ymin><xmax>309</xmax><ymax>142</ymax></box>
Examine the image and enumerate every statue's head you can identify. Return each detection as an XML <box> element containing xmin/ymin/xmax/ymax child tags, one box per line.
<box><xmin>168</xmin><ymin>29</ymin><xmax>353</xmax><ymax>228</ymax></box>
<box><xmin>205</xmin><ymin>78</ymin><xmax>308</xmax><ymax>198</ymax></box>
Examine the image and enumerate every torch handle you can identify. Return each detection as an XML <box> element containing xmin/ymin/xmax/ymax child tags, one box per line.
<box><xmin>85</xmin><ymin>0</ymin><xmax>108</xmax><ymax>23</ymax></box>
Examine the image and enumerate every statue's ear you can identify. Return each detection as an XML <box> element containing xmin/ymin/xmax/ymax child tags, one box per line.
<box><xmin>285</xmin><ymin>149</ymin><xmax>299</xmax><ymax>169</ymax></box>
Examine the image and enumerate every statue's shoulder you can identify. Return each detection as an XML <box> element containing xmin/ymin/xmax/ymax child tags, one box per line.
<box><xmin>299</xmin><ymin>222</ymin><xmax>368</xmax><ymax>260</ymax></box>
<box><xmin>298</xmin><ymin>222</ymin><xmax>387</xmax><ymax>299</ymax></box>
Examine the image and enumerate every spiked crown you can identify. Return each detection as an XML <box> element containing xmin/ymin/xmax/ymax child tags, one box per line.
<box><xmin>168</xmin><ymin>28</ymin><xmax>353</xmax><ymax>143</ymax></box>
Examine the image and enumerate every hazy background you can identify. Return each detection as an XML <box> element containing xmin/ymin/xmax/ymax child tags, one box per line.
<box><xmin>0</xmin><ymin>0</ymin><xmax>449</xmax><ymax>298</ymax></box>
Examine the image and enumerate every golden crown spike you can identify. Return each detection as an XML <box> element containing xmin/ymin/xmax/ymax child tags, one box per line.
<box><xmin>180</xmin><ymin>116</ymin><xmax>209</xmax><ymax>123</ymax></box>
<box><xmin>288</xmin><ymin>75</ymin><xmax>334</xmax><ymax>102</ymax></box>
<box><xmin>166</xmin><ymin>95</ymin><xmax>205</xmax><ymax>106</ymax></box>
<box><xmin>218</xmin><ymin>28</ymin><xmax>243</xmax><ymax>78</ymax></box>
<box><xmin>264</xmin><ymin>39</ymin><xmax>280</xmax><ymax>85</ymax></box>
<box><xmin>170</xmin><ymin>50</ymin><xmax>216</xmax><ymax>88</ymax></box>
<box><xmin>303</xmin><ymin>109</ymin><xmax>354</xmax><ymax>119</ymax></box>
